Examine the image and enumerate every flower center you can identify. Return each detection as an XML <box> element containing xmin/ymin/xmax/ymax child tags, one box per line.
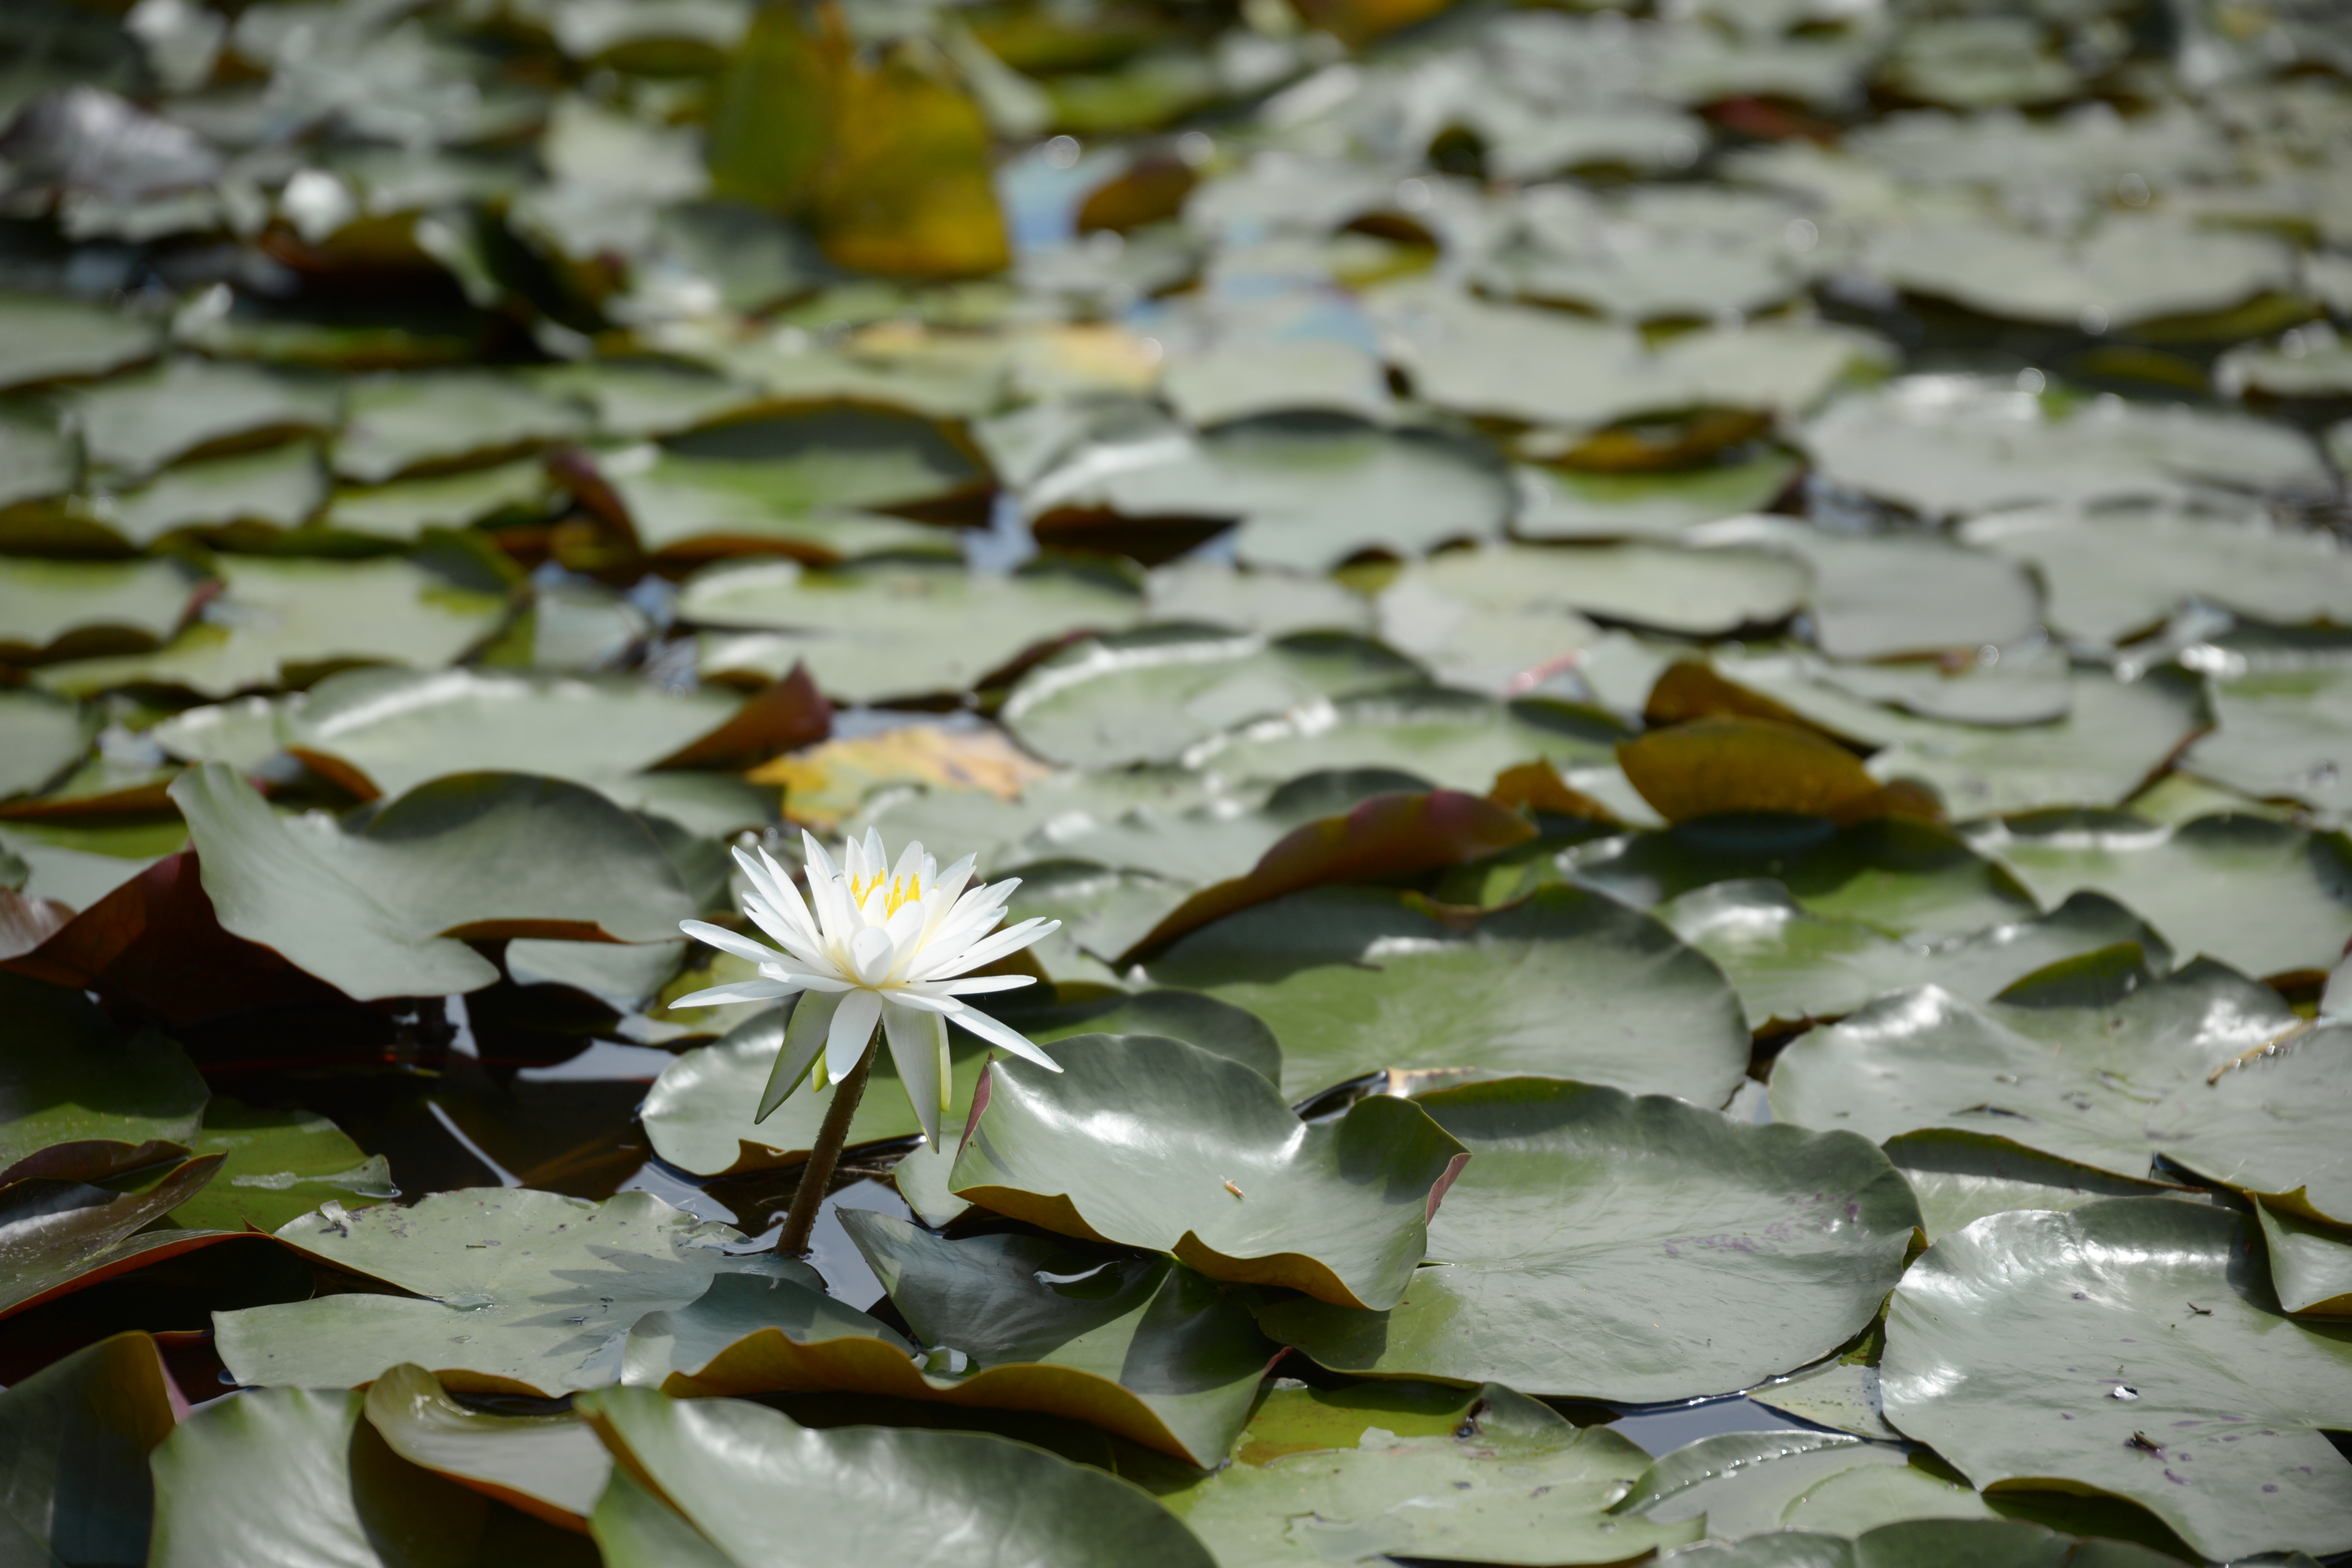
<box><xmin>850</xmin><ymin>869</ymin><xmax>924</xmax><ymax>917</ymax></box>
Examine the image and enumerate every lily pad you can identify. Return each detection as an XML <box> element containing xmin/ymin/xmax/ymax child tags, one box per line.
<box><xmin>215</xmin><ymin>1187</ymin><xmax>804</xmax><ymax>1395</ymax></box>
<box><xmin>1660</xmin><ymin>881</ymin><xmax>2174</xmax><ymax>1032</ymax></box>
<box><xmin>100</xmin><ymin>440</ymin><xmax>329</xmax><ymax>545</ymax></box>
<box><xmin>1513</xmin><ymin>454</ymin><xmax>1806</xmax><ymax>542</ymax></box>
<box><xmin>1159</xmin><ymin>1381</ymin><xmax>1699</xmax><ymax>1565</ymax></box>
<box><xmin>1959</xmin><ymin>502</ymin><xmax>2352</xmax><ymax>648</ymax></box>
<box><xmin>0</xmin><ymin>1331</ymin><xmax>175</xmax><ymax>1567</ymax></box>
<box><xmin>0</xmin><ymin>971</ymin><xmax>207</xmax><ymax>1167</ymax></box>
<box><xmin>630</xmin><ymin>1214</ymin><xmax>1274</xmax><ymax>1465</ymax></box>
<box><xmin>581</xmin><ymin>1383</ymin><xmax>1218</xmax><ymax>1568</ymax></box>
<box><xmin>1144</xmin><ymin>560</ymin><xmax>1376</xmax><ymax>638</ymax></box>
<box><xmin>687</xmin><ymin>558</ymin><xmax>1144</xmax><ymax>704</ymax></box>
<box><xmin>2157</xmin><ymin>1020</ymin><xmax>2352</xmax><ymax>1227</ymax></box>
<box><xmin>172</xmin><ymin>764</ymin><xmax>693</xmax><ymax>1001</ymax></box>
<box><xmin>949</xmin><ymin>1031</ymin><xmax>1469</xmax><ymax>1310</ymax></box>
<box><xmin>334</xmin><ymin>370</ymin><xmax>590</xmax><ymax>485</ymax></box>
<box><xmin>1380</xmin><ymin>540</ymin><xmax>1811</xmax><ymax>648</ymax></box>
<box><xmin>1002</xmin><ymin>624</ymin><xmax>1423</xmax><ymax>769</ymax></box>
<box><xmin>1881</xmin><ymin>1199</ymin><xmax>2352</xmax><ymax>1561</ymax></box>
<box><xmin>0</xmin><ymin>1154</ymin><xmax>226</xmax><ymax>1318</ymax></box>
<box><xmin>363</xmin><ymin>1363</ymin><xmax>612</xmax><ymax>1525</ymax></box>
<box><xmin>327</xmin><ymin>459</ymin><xmax>554</xmax><ymax>542</ymax></box>
<box><xmin>1689</xmin><ymin>517</ymin><xmax>2040</xmax><ymax>661</ymax></box>
<box><xmin>0</xmin><ymin>692</ymin><xmax>89</xmax><ymax>802</ymax></box>
<box><xmin>1183</xmin><ymin>685</ymin><xmax>1634</xmax><ymax>794</ymax></box>
<box><xmin>0</xmin><ymin>289</ymin><xmax>161</xmax><ymax>390</ymax></box>
<box><xmin>2258</xmin><ymin>1203</ymin><xmax>2352</xmax><ymax>1317</ymax></box>
<box><xmin>2183</xmin><ymin>664</ymin><xmax>2352</xmax><ymax>819</ymax></box>
<box><xmin>1616</xmin><ymin>1429</ymin><xmax>1951</xmax><ymax>1539</ymax></box>
<box><xmin>1258</xmin><ymin>1079</ymin><xmax>1921</xmax><ymax>1401</ymax></box>
<box><xmin>1869</xmin><ymin>216</ymin><xmax>2294</xmax><ymax>330</ymax></box>
<box><xmin>38</xmin><ymin>556</ymin><xmax>510</xmax><ymax>700</ymax></box>
<box><xmin>0</xmin><ymin>557</ymin><xmax>197</xmax><ymax>664</ymax></box>
<box><xmin>1802</xmin><ymin>376</ymin><xmax>2331</xmax><ymax>519</ymax></box>
<box><xmin>173</xmin><ymin>1097</ymin><xmax>398</xmax><ymax>1234</ymax></box>
<box><xmin>1770</xmin><ymin>958</ymin><xmax>2298</xmax><ymax>1181</ymax></box>
<box><xmin>1023</xmin><ymin>412</ymin><xmax>1515</xmax><ymax>573</ymax></box>
<box><xmin>1884</xmin><ymin>1129</ymin><xmax>2197</xmax><ymax>1243</ymax></box>
<box><xmin>0</xmin><ymin>405</ymin><xmax>76</xmax><ymax>514</ymax></box>
<box><xmin>70</xmin><ymin>358</ymin><xmax>339</xmax><ymax>480</ymax></box>
<box><xmin>1142</xmin><ymin>884</ymin><xmax>1751</xmax><ymax>1107</ymax></box>
<box><xmin>149</xmin><ymin>1386</ymin><xmax>491</xmax><ymax>1568</ymax></box>
<box><xmin>277</xmin><ymin>665</ymin><xmax>821</xmax><ymax>804</ymax></box>
<box><xmin>1970</xmin><ymin>812</ymin><xmax>2352</xmax><ymax>981</ymax></box>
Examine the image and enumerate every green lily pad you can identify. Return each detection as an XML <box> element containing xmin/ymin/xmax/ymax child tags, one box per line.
<box><xmin>2155</xmin><ymin>1020</ymin><xmax>2352</xmax><ymax>1226</ymax></box>
<box><xmin>1969</xmin><ymin>812</ymin><xmax>2352</xmax><ymax>981</ymax></box>
<box><xmin>640</xmin><ymin>1007</ymin><xmax>989</xmax><ymax>1177</ymax></box>
<box><xmin>38</xmin><ymin>556</ymin><xmax>510</xmax><ymax>700</ymax></box>
<box><xmin>0</xmin><ymin>1331</ymin><xmax>175</xmax><ymax>1567</ymax></box>
<box><xmin>0</xmin><ymin>691</ymin><xmax>89</xmax><ymax>802</ymax></box>
<box><xmin>1802</xmin><ymin>376</ymin><xmax>2330</xmax><ymax>519</ymax></box>
<box><xmin>1708</xmin><ymin>655</ymin><xmax>2209</xmax><ymax>820</ymax></box>
<box><xmin>100</xmin><ymin>440</ymin><xmax>329</xmax><ymax>545</ymax></box>
<box><xmin>1562</xmin><ymin>816</ymin><xmax>2037</xmax><ymax>939</ymax></box>
<box><xmin>70</xmin><ymin>358</ymin><xmax>339</xmax><ymax>480</ymax></box>
<box><xmin>1145</xmin><ymin>885</ymin><xmax>1749</xmax><ymax>1105</ymax></box>
<box><xmin>1959</xmin><ymin>501</ymin><xmax>2352</xmax><ymax>648</ymax></box>
<box><xmin>0</xmin><ymin>1154</ymin><xmax>226</xmax><ymax>1318</ymax></box>
<box><xmin>0</xmin><ymin>404</ymin><xmax>76</xmax><ymax>514</ymax></box>
<box><xmin>1659</xmin><ymin>881</ymin><xmax>2174</xmax><ymax>1032</ymax></box>
<box><xmin>1182</xmin><ymin>685</ymin><xmax>1634</xmax><ymax>794</ymax></box>
<box><xmin>1753</xmin><ymin>1360</ymin><xmax>1902</xmax><ymax>1442</ymax></box>
<box><xmin>0</xmin><ymin>290</ymin><xmax>161</xmax><ymax>390</ymax></box>
<box><xmin>1655</xmin><ymin>1518</ymin><xmax>2189</xmax><ymax>1566</ymax></box>
<box><xmin>1159</xmin><ymin>1381</ymin><xmax>1700</xmax><ymax>1566</ymax></box>
<box><xmin>1514</xmin><ymin>453</ymin><xmax>1806</xmax><ymax>542</ymax></box>
<box><xmin>603</xmin><ymin>407</ymin><xmax>983</xmax><ymax>555</ymax></box>
<box><xmin>0</xmin><ymin>971</ymin><xmax>207</xmax><ymax>1166</ymax></box>
<box><xmin>1688</xmin><ymin>518</ymin><xmax>2040</xmax><ymax>661</ymax></box>
<box><xmin>1387</xmin><ymin>540</ymin><xmax>1811</xmax><ymax>644</ymax></box>
<box><xmin>1369</xmin><ymin>282</ymin><xmax>1888</xmax><ymax>430</ymax></box>
<box><xmin>2183</xmin><ymin>664</ymin><xmax>2352</xmax><ymax>819</ymax></box>
<box><xmin>2257</xmin><ymin>1202</ymin><xmax>2352</xmax><ymax>1317</ymax></box>
<box><xmin>1869</xmin><ymin>216</ymin><xmax>2293</xmax><ymax>329</ymax></box>
<box><xmin>0</xmin><ymin>557</ymin><xmax>197</xmax><ymax>664</ymax></box>
<box><xmin>1143</xmin><ymin>560</ymin><xmax>1376</xmax><ymax>638</ymax></box>
<box><xmin>277</xmin><ymin>665</ymin><xmax>812</xmax><ymax>803</ymax></box>
<box><xmin>1258</xmin><ymin>1079</ymin><xmax>1920</xmax><ymax>1401</ymax></box>
<box><xmin>1769</xmin><ymin>958</ymin><xmax>2297</xmax><ymax>1182</ymax></box>
<box><xmin>172</xmin><ymin>764</ymin><xmax>693</xmax><ymax>1001</ymax></box>
<box><xmin>1884</xmin><ymin>1130</ymin><xmax>2198</xmax><ymax>1243</ymax></box>
<box><xmin>215</xmin><ymin>1187</ymin><xmax>805</xmax><ymax>1395</ymax></box>
<box><xmin>949</xmin><ymin>1032</ymin><xmax>1468</xmax><ymax>1310</ymax></box>
<box><xmin>149</xmin><ymin>1386</ymin><xmax>491</xmax><ymax>1568</ymax></box>
<box><xmin>581</xmin><ymin>1383</ymin><xmax>1218</xmax><ymax>1568</ymax></box>
<box><xmin>1002</xmin><ymin>624</ymin><xmax>1423</xmax><ymax>770</ymax></box>
<box><xmin>363</xmin><ymin>1363</ymin><xmax>612</xmax><ymax>1525</ymax></box>
<box><xmin>686</xmin><ymin>1212</ymin><xmax>1272</xmax><ymax>1466</ymax></box>
<box><xmin>172</xmin><ymin>1097</ymin><xmax>398</xmax><ymax>1234</ymax></box>
<box><xmin>1881</xmin><ymin>1199</ymin><xmax>2352</xmax><ymax>1561</ymax></box>
<box><xmin>327</xmin><ymin>459</ymin><xmax>554</xmax><ymax>542</ymax></box>
<box><xmin>334</xmin><ymin>370</ymin><xmax>590</xmax><ymax>485</ymax></box>
<box><xmin>687</xmin><ymin>558</ymin><xmax>1143</xmax><ymax>704</ymax></box>
<box><xmin>1616</xmin><ymin>1430</ymin><xmax>1957</xmax><ymax>1539</ymax></box>
<box><xmin>1024</xmin><ymin>413</ymin><xmax>1515</xmax><ymax>573</ymax></box>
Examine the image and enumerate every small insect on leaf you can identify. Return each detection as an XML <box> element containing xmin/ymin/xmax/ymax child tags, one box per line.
<box><xmin>2127</xmin><ymin>1431</ymin><xmax>2163</xmax><ymax>1453</ymax></box>
<box><xmin>1223</xmin><ymin>1179</ymin><xmax>1246</xmax><ymax>1199</ymax></box>
<box><xmin>2186</xmin><ymin>1301</ymin><xmax>2213</xmax><ymax>1315</ymax></box>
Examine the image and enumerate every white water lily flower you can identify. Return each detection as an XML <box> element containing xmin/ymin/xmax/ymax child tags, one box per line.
<box><xmin>674</xmin><ymin>829</ymin><xmax>1062</xmax><ymax>1146</ymax></box>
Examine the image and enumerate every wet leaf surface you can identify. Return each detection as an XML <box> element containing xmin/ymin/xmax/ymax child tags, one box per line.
<box><xmin>1260</xmin><ymin>1080</ymin><xmax>1920</xmax><ymax>1402</ymax></box>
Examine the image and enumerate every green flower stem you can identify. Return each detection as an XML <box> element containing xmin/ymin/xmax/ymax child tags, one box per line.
<box><xmin>776</xmin><ymin>1026</ymin><xmax>878</xmax><ymax>1258</ymax></box>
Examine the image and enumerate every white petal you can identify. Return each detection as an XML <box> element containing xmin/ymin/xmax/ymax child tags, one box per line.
<box><xmin>889</xmin><ymin>838</ymin><xmax>926</xmax><ymax>889</ymax></box>
<box><xmin>878</xmin><ymin>988</ymin><xmax>958</xmax><ymax>1013</ymax></box>
<box><xmin>881</xmin><ymin>999</ymin><xmax>949</xmax><ymax>1148</ymax></box>
<box><xmin>758</xmin><ymin>964</ymin><xmax>855</xmax><ymax>992</ymax></box>
<box><xmin>678</xmin><ymin>919</ymin><xmax>781</xmax><ymax>968</ymax></box>
<box><xmin>912</xmin><ymin>917</ymin><xmax>1060</xmax><ymax>982</ymax></box>
<box><xmin>828</xmin><ymin>987</ymin><xmax>883</xmax><ymax>1081</ymax></box>
<box><xmin>670</xmin><ymin>979</ymin><xmax>798</xmax><ymax>1008</ymax></box>
<box><xmin>742</xmin><ymin>896</ymin><xmax>829</xmax><ymax>969</ymax></box>
<box><xmin>927</xmin><ymin>974</ymin><xmax>1036</xmax><ymax>995</ymax></box>
<box><xmin>849</xmin><ymin>925</ymin><xmax>898</xmax><ymax>986</ymax></box>
<box><xmin>742</xmin><ymin>846</ymin><xmax>824</xmax><ymax>950</ymax></box>
<box><xmin>800</xmin><ymin>830</ymin><xmax>840</xmax><ymax>884</ymax></box>
<box><xmin>948</xmin><ymin>1006</ymin><xmax>1063</xmax><ymax>1071</ymax></box>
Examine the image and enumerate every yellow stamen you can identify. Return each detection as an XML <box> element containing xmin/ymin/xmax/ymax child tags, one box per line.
<box><xmin>850</xmin><ymin>870</ymin><xmax>925</xmax><ymax>916</ymax></box>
